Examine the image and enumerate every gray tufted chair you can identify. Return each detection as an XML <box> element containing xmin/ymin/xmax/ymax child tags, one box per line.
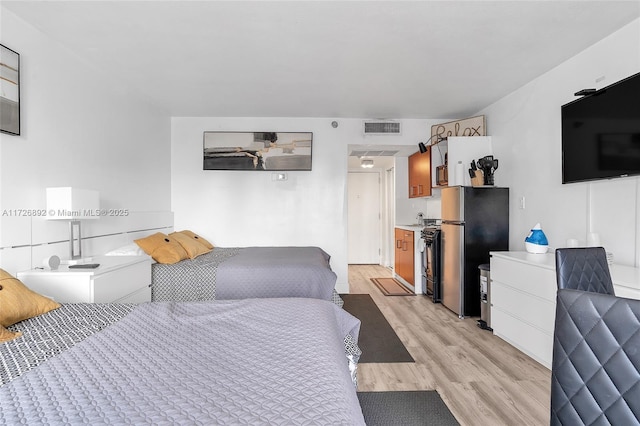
<box><xmin>550</xmin><ymin>289</ymin><xmax>640</xmax><ymax>425</ymax></box>
<box><xmin>555</xmin><ymin>247</ymin><xmax>615</xmax><ymax>295</ymax></box>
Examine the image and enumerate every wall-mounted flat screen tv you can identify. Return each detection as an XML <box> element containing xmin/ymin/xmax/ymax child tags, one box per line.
<box><xmin>561</xmin><ymin>72</ymin><xmax>640</xmax><ymax>184</ymax></box>
<box><xmin>203</xmin><ymin>131</ymin><xmax>312</xmax><ymax>171</ymax></box>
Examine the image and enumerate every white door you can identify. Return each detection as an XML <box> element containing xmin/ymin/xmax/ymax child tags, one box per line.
<box><xmin>348</xmin><ymin>172</ymin><xmax>381</xmax><ymax>264</ymax></box>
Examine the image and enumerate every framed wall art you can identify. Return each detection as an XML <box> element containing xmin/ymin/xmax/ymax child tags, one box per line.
<box><xmin>0</xmin><ymin>44</ymin><xmax>20</xmax><ymax>136</ymax></box>
<box><xmin>203</xmin><ymin>131</ymin><xmax>313</xmax><ymax>171</ymax></box>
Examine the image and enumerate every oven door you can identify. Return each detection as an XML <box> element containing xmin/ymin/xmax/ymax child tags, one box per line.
<box><xmin>423</xmin><ymin>236</ymin><xmax>435</xmax><ymax>298</ymax></box>
<box><xmin>422</xmin><ymin>229</ymin><xmax>441</xmax><ymax>302</ymax></box>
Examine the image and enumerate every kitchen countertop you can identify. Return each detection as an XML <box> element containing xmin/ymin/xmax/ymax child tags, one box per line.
<box><xmin>395</xmin><ymin>224</ymin><xmax>425</xmax><ymax>231</ymax></box>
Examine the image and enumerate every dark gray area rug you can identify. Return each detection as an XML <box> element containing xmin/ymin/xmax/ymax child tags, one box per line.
<box><xmin>358</xmin><ymin>391</ymin><xmax>460</xmax><ymax>426</ymax></box>
<box><xmin>341</xmin><ymin>293</ymin><xmax>414</xmax><ymax>363</ymax></box>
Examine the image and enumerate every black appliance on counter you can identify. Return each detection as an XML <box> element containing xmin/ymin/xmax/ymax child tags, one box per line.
<box><xmin>441</xmin><ymin>186</ymin><xmax>509</xmax><ymax>318</ymax></box>
<box><xmin>421</xmin><ymin>226</ymin><xmax>442</xmax><ymax>302</ymax></box>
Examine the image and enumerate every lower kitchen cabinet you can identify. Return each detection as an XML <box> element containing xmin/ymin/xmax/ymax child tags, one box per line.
<box><xmin>395</xmin><ymin>228</ymin><xmax>415</xmax><ymax>286</ymax></box>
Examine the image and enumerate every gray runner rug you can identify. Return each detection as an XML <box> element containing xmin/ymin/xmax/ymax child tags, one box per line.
<box><xmin>357</xmin><ymin>391</ymin><xmax>460</xmax><ymax>425</ymax></box>
<box><xmin>341</xmin><ymin>293</ymin><xmax>414</xmax><ymax>363</ymax></box>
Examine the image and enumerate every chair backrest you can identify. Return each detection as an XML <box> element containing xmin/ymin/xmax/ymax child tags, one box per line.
<box><xmin>555</xmin><ymin>247</ymin><xmax>615</xmax><ymax>295</ymax></box>
<box><xmin>551</xmin><ymin>289</ymin><xmax>640</xmax><ymax>425</ymax></box>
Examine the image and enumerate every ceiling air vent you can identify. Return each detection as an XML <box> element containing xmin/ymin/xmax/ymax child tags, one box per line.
<box><xmin>363</xmin><ymin>120</ymin><xmax>401</xmax><ymax>135</ymax></box>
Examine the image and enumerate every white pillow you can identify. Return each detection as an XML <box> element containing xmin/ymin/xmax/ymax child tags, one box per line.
<box><xmin>105</xmin><ymin>243</ymin><xmax>146</xmax><ymax>257</ymax></box>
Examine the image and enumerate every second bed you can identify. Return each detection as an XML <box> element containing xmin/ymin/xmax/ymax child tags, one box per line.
<box><xmin>151</xmin><ymin>246</ymin><xmax>341</xmax><ymax>303</ymax></box>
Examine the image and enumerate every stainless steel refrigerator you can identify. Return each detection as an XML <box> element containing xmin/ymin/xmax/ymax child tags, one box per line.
<box><xmin>441</xmin><ymin>186</ymin><xmax>509</xmax><ymax>318</ymax></box>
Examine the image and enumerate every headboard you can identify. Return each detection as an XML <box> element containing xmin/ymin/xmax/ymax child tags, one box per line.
<box><xmin>0</xmin><ymin>211</ymin><xmax>173</xmax><ymax>275</ymax></box>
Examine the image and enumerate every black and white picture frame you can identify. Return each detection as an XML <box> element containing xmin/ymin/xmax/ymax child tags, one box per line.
<box><xmin>0</xmin><ymin>44</ymin><xmax>20</xmax><ymax>136</ymax></box>
<box><xmin>203</xmin><ymin>131</ymin><xmax>313</xmax><ymax>171</ymax></box>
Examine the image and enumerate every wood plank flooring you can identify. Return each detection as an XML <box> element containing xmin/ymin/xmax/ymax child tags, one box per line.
<box><xmin>350</xmin><ymin>264</ymin><xmax>550</xmax><ymax>426</ymax></box>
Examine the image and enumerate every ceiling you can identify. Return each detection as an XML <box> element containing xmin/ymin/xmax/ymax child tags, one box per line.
<box><xmin>4</xmin><ymin>1</ymin><xmax>640</xmax><ymax>119</ymax></box>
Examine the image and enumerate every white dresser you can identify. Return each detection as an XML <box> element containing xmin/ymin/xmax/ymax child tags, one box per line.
<box><xmin>490</xmin><ymin>251</ymin><xmax>640</xmax><ymax>369</ymax></box>
<box><xmin>17</xmin><ymin>255</ymin><xmax>152</xmax><ymax>303</ymax></box>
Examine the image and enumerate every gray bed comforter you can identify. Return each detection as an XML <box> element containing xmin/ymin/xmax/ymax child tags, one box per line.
<box><xmin>152</xmin><ymin>246</ymin><xmax>338</xmax><ymax>302</ymax></box>
<box><xmin>0</xmin><ymin>298</ymin><xmax>364</xmax><ymax>425</ymax></box>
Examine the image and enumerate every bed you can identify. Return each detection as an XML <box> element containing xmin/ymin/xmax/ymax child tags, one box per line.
<box><xmin>0</xmin><ymin>297</ymin><xmax>365</xmax><ymax>424</ymax></box>
<box><xmin>150</xmin><ymin>246</ymin><xmax>341</xmax><ymax>304</ymax></box>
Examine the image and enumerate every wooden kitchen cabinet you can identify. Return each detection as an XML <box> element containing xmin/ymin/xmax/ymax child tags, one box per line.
<box><xmin>408</xmin><ymin>149</ymin><xmax>431</xmax><ymax>198</ymax></box>
<box><xmin>394</xmin><ymin>228</ymin><xmax>415</xmax><ymax>285</ymax></box>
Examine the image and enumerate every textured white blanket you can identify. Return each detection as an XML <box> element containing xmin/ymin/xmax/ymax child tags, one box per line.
<box><xmin>0</xmin><ymin>298</ymin><xmax>364</xmax><ymax>425</ymax></box>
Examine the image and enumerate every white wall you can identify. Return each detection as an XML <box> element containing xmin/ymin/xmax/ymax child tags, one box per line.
<box><xmin>171</xmin><ymin>118</ymin><xmax>441</xmax><ymax>292</ymax></box>
<box><xmin>479</xmin><ymin>18</ymin><xmax>640</xmax><ymax>266</ymax></box>
<box><xmin>0</xmin><ymin>8</ymin><xmax>172</xmax><ymax>273</ymax></box>
<box><xmin>394</xmin><ymin>158</ymin><xmax>441</xmax><ymax>224</ymax></box>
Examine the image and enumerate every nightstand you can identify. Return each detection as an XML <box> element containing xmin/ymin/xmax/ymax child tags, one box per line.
<box><xmin>17</xmin><ymin>256</ymin><xmax>152</xmax><ymax>303</ymax></box>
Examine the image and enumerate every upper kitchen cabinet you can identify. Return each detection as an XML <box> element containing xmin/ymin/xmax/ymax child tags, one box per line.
<box><xmin>408</xmin><ymin>148</ymin><xmax>431</xmax><ymax>198</ymax></box>
<box><xmin>431</xmin><ymin>136</ymin><xmax>493</xmax><ymax>187</ymax></box>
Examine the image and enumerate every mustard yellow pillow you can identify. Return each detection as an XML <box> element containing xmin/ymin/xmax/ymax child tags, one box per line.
<box><xmin>169</xmin><ymin>232</ymin><xmax>212</xmax><ymax>259</ymax></box>
<box><xmin>0</xmin><ymin>269</ymin><xmax>61</xmax><ymax>327</ymax></box>
<box><xmin>134</xmin><ymin>232</ymin><xmax>189</xmax><ymax>264</ymax></box>
<box><xmin>178</xmin><ymin>230</ymin><xmax>214</xmax><ymax>250</ymax></box>
<box><xmin>0</xmin><ymin>324</ymin><xmax>21</xmax><ymax>343</ymax></box>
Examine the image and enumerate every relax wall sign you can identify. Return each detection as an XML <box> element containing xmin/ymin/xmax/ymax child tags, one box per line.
<box><xmin>431</xmin><ymin>115</ymin><xmax>486</xmax><ymax>142</ymax></box>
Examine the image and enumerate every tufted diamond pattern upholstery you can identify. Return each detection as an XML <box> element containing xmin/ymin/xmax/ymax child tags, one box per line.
<box><xmin>555</xmin><ymin>247</ymin><xmax>615</xmax><ymax>295</ymax></box>
<box><xmin>551</xmin><ymin>289</ymin><xmax>640</xmax><ymax>425</ymax></box>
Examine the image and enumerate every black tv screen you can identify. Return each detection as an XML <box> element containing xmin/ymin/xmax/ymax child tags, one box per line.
<box><xmin>561</xmin><ymin>72</ymin><xmax>640</xmax><ymax>184</ymax></box>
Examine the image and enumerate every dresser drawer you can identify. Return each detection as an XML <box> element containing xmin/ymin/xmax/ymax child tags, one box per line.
<box><xmin>492</xmin><ymin>281</ymin><xmax>556</xmax><ymax>335</ymax></box>
<box><xmin>18</xmin><ymin>274</ymin><xmax>91</xmax><ymax>303</ymax></box>
<box><xmin>113</xmin><ymin>285</ymin><xmax>151</xmax><ymax>303</ymax></box>
<box><xmin>93</xmin><ymin>261</ymin><xmax>151</xmax><ymax>303</ymax></box>
<box><xmin>492</xmin><ymin>307</ymin><xmax>553</xmax><ymax>368</ymax></box>
<box><xmin>491</xmin><ymin>256</ymin><xmax>556</xmax><ymax>301</ymax></box>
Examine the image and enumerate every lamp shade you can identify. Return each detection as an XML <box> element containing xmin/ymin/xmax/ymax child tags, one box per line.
<box><xmin>46</xmin><ymin>187</ymin><xmax>99</xmax><ymax>220</ymax></box>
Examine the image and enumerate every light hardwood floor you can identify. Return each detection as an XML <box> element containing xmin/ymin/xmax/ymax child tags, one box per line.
<box><xmin>350</xmin><ymin>264</ymin><xmax>551</xmax><ymax>426</ymax></box>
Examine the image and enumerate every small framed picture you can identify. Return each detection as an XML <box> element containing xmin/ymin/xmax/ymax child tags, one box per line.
<box><xmin>0</xmin><ymin>44</ymin><xmax>20</xmax><ymax>136</ymax></box>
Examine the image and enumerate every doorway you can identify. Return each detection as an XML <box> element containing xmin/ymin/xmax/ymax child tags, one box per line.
<box><xmin>348</xmin><ymin>171</ymin><xmax>381</xmax><ymax>264</ymax></box>
<box><xmin>346</xmin><ymin>145</ymin><xmax>418</xmax><ymax>267</ymax></box>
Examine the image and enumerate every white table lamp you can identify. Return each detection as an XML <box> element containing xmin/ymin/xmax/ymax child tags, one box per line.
<box><xmin>46</xmin><ymin>187</ymin><xmax>99</xmax><ymax>262</ymax></box>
